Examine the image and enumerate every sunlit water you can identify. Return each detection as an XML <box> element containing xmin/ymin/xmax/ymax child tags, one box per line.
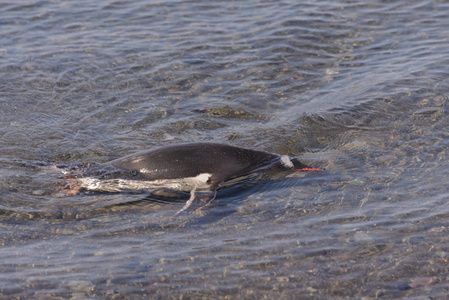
<box><xmin>1</xmin><ymin>0</ymin><xmax>449</xmax><ymax>298</ymax></box>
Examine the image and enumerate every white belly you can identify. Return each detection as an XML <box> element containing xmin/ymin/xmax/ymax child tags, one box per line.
<box><xmin>78</xmin><ymin>173</ymin><xmax>212</xmax><ymax>193</ymax></box>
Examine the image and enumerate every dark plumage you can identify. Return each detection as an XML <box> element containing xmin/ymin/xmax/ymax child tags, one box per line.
<box><xmin>70</xmin><ymin>142</ymin><xmax>319</xmax><ymax>213</ymax></box>
<box><xmin>110</xmin><ymin>143</ymin><xmax>287</xmax><ymax>188</ymax></box>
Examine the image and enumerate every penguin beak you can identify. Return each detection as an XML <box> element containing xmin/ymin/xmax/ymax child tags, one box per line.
<box><xmin>291</xmin><ymin>158</ymin><xmax>324</xmax><ymax>172</ymax></box>
<box><xmin>293</xmin><ymin>167</ymin><xmax>324</xmax><ymax>171</ymax></box>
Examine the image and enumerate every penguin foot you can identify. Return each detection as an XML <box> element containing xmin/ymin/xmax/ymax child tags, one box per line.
<box><xmin>175</xmin><ymin>189</ymin><xmax>217</xmax><ymax>215</ymax></box>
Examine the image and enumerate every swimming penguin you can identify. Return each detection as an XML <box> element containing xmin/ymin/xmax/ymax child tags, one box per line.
<box><xmin>62</xmin><ymin>143</ymin><xmax>322</xmax><ymax>213</ymax></box>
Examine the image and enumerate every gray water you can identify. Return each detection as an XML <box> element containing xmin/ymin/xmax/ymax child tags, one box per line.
<box><xmin>1</xmin><ymin>0</ymin><xmax>449</xmax><ymax>298</ymax></box>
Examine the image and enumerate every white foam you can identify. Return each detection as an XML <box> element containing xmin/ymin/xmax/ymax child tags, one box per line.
<box><xmin>139</xmin><ymin>168</ymin><xmax>151</xmax><ymax>174</ymax></box>
<box><xmin>131</xmin><ymin>156</ymin><xmax>145</xmax><ymax>164</ymax></box>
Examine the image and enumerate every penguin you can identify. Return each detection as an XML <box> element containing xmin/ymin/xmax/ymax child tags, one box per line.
<box><xmin>63</xmin><ymin>143</ymin><xmax>322</xmax><ymax>213</ymax></box>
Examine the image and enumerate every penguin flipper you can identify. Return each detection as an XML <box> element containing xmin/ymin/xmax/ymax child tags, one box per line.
<box><xmin>175</xmin><ymin>187</ymin><xmax>217</xmax><ymax>215</ymax></box>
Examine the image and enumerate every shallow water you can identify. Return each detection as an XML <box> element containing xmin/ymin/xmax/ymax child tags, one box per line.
<box><xmin>2</xmin><ymin>0</ymin><xmax>449</xmax><ymax>298</ymax></box>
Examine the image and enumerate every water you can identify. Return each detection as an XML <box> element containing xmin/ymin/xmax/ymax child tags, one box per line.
<box><xmin>1</xmin><ymin>0</ymin><xmax>449</xmax><ymax>298</ymax></box>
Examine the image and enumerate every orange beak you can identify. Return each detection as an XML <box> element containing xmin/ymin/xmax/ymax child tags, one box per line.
<box><xmin>293</xmin><ymin>168</ymin><xmax>324</xmax><ymax>171</ymax></box>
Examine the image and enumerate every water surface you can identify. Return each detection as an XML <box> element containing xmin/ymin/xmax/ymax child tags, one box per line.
<box><xmin>1</xmin><ymin>0</ymin><xmax>449</xmax><ymax>298</ymax></box>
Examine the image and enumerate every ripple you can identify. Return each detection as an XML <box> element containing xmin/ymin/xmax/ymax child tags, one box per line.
<box><xmin>2</xmin><ymin>0</ymin><xmax>449</xmax><ymax>298</ymax></box>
